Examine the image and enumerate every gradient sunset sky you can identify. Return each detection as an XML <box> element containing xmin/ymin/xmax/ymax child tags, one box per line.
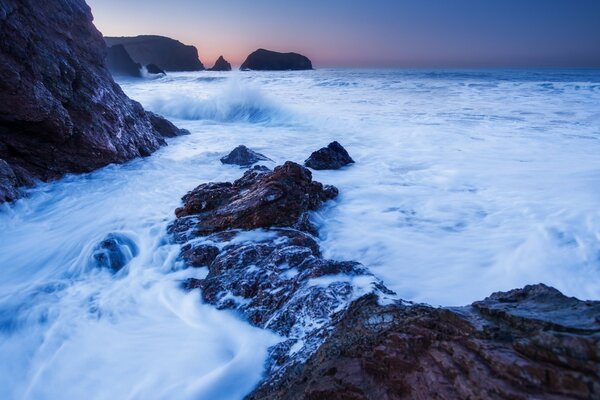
<box><xmin>87</xmin><ymin>0</ymin><xmax>600</xmax><ymax>68</ymax></box>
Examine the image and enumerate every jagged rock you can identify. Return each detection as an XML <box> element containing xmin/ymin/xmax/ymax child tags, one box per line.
<box><xmin>170</xmin><ymin>162</ymin><xmax>338</xmax><ymax>237</ymax></box>
<box><xmin>0</xmin><ymin>0</ymin><xmax>187</xmax><ymax>202</ymax></box>
<box><xmin>248</xmin><ymin>284</ymin><xmax>600</xmax><ymax>400</ymax></box>
<box><xmin>146</xmin><ymin>111</ymin><xmax>190</xmax><ymax>137</ymax></box>
<box><xmin>91</xmin><ymin>233</ymin><xmax>139</xmax><ymax>272</ymax></box>
<box><xmin>209</xmin><ymin>55</ymin><xmax>232</xmax><ymax>71</ymax></box>
<box><xmin>220</xmin><ymin>145</ymin><xmax>271</xmax><ymax>167</ymax></box>
<box><xmin>241</xmin><ymin>49</ymin><xmax>312</xmax><ymax>71</ymax></box>
<box><xmin>0</xmin><ymin>159</ymin><xmax>18</xmax><ymax>202</ymax></box>
<box><xmin>104</xmin><ymin>35</ymin><xmax>204</xmax><ymax>71</ymax></box>
<box><xmin>305</xmin><ymin>141</ymin><xmax>354</xmax><ymax>170</ymax></box>
<box><xmin>106</xmin><ymin>44</ymin><xmax>141</xmax><ymax>77</ymax></box>
<box><xmin>145</xmin><ymin>63</ymin><xmax>166</xmax><ymax>75</ymax></box>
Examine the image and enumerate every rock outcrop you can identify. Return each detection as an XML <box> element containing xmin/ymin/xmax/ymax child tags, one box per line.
<box><xmin>240</xmin><ymin>49</ymin><xmax>312</xmax><ymax>71</ymax></box>
<box><xmin>171</xmin><ymin>161</ymin><xmax>600</xmax><ymax>400</ymax></box>
<box><xmin>105</xmin><ymin>35</ymin><xmax>204</xmax><ymax>71</ymax></box>
<box><xmin>220</xmin><ymin>145</ymin><xmax>271</xmax><ymax>167</ymax></box>
<box><xmin>305</xmin><ymin>141</ymin><xmax>354</xmax><ymax>170</ymax></box>
<box><xmin>209</xmin><ymin>55</ymin><xmax>232</xmax><ymax>71</ymax></box>
<box><xmin>106</xmin><ymin>44</ymin><xmax>141</xmax><ymax>77</ymax></box>
<box><xmin>0</xmin><ymin>0</ymin><xmax>186</xmax><ymax>202</ymax></box>
<box><xmin>145</xmin><ymin>63</ymin><xmax>166</xmax><ymax>75</ymax></box>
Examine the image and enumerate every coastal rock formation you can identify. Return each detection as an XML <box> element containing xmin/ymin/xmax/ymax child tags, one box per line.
<box><xmin>146</xmin><ymin>112</ymin><xmax>190</xmax><ymax>138</ymax></box>
<box><xmin>305</xmin><ymin>141</ymin><xmax>354</xmax><ymax>170</ymax></box>
<box><xmin>209</xmin><ymin>55</ymin><xmax>232</xmax><ymax>71</ymax></box>
<box><xmin>240</xmin><ymin>49</ymin><xmax>312</xmax><ymax>71</ymax></box>
<box><xmin>106</xmin><ymin>44</ymin><xmax>141</xmax><ymax>77</ymax></box>
<box><xmin>0</xmin><ymin>0</ymin><xmax>186</xmax><ymax>202</ymax></box>
<box><xmin>171</xmin><ymin>161</ymin><xmax>599</xmax><ymax>400</ymax></box>
<box><xmin>220</xmin><ymin>145</ymin><xmax>271</xmax><ymax>167</ymax></box>
<box><xmin>92</xmin><ymin>233</ymin><xmax>139</xmax><ymax>272</ymax></box>
<box><xmin>250</xmin><ymin>284</ymin><xmax>600</xmax><ymax>400</ymax></box>
<box><xmin>170</xmin><ymin>162</ymin><xmax>338</xmax><ymax>236</ymax></box>
<box><xmin>105</xmin><ymin>35</ymin><xmax>204</xmax><ymax>71</ymax></box>
<box><xmin>145</xmin><ymin>63</ymin><xmax>166</xmax><ymax>75</ymax></box>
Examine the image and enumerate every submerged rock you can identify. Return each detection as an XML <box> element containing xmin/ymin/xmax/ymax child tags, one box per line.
<box><xmin>104</xmin><ymin>35</ymin><xmax>204</xmax><ymax>71</ymax></box>
<box><xmin>240</xmin><ymin>49</ymin><xmax>312</xmax><ymax>71</ymax></box>
<box><xmin>304</xmin><ymin>141</ymin><xmax>354</xmax><ymax>170</ymax></box>
<box><xmin>0</xmin><ymin>0</ymin><xmax>188</xmax><ymax>202</ymax></box>
<box><xmin>220</xmin><ymin>145</ymin><xmax>271</xmax><ymax>167</ymax></box>
<box><xmin>106</xmin><ymin>44</ymin><xmax>141</xmax><ymax>77</ymax></box>
<box><xmin>145</xmin><ymin>63</ymin><xmax>166</xmax><ymax>75</ymax></box>
<box><xmin>92</xmin><ymin>233</ymin><xmax>139</xmax><ymax>272</ymax></box>
<box><xmin>209</xmin><ymin>55</ymin><xmax>232</xmax><ymax>71</ymax></box>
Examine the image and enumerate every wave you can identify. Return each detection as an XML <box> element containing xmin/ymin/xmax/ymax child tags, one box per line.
<box><xmin>146</xmin><ymin>80</ymin><xmax>293</xmax><ymax>124</ymax></box>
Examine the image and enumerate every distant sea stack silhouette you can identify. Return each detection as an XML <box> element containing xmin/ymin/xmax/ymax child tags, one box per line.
<box><xmin>208</xmin><ymin>55</ymin><xmax>232</xmax><ymax>71</ymax></box>
<box><xmin>0</xmin><ymin>0</ymin><xmax>187</xmax><ymax>202</ymax></box>
<box><xmin>240</xmin><ymin>49</ymin><xmax>312</xmax><ymax>71</ymax></box>
<box><xmin>106</xmin><ymin>44</ymin><xmax>142</xmax><ymax>77</ymax></box>
<box><xmin>104</xmin><ymin>35</ymin><xmax>204</xmax><ymax>71</ymax></box>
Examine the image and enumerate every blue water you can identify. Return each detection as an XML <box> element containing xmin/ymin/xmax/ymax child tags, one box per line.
<box><xmin>1</xmin><ymin>69</ymin><xmax>600</xmax><ymax>399</ymax></box>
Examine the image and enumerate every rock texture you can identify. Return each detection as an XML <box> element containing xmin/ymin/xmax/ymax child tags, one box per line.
<box><xmin>0</xmin><ymin>0</ymin><xmax>186</xmax><ymax>202</ymax></box>
<box><xmin>209</xmin><ymin>55</ymin><xmax>232</xmax><ymax>71</ymax></box>
<box><xmin>241</xmin><ymin>49</ymin><xmax>312</xmax><ymax>71</ymax></box>
<box><xmin>171</xmin><ymin>162</ymin><xmax>599</xmax><ymax>400</ymax></box>
<box><xmin>220</xmin><ymin>145</ymin><xmax>271</xmax><ymax>167</ymax></box>
<box><xmin>105</xmin><ymin>35</ymin><xmax>204</xmax><ymax>71</ymax></box>
<box><xmin>305</xmin><ymin>141</ymin><xmax>354</xmax><ymax>170</ymax></box>
<box><xmin>106</xmin><ymin>44</ymin><xmax>141</xmax><ymax>77</ymax></box>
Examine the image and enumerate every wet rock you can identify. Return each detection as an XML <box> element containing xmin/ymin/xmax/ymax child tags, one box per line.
<box><xmin>0</xmin><ymin>159</ymin><xmax>19</xmax><ymax>202</ymax></box>
<box><xmin>106</xmin><ymin>44</ymin><xmax>141</xmax><ymax>77</ymax></box>
<box><xmin>92</xmin><ymin>233</ymin><xmax>139</xmax><ymax>272</ymax></box>
<box><xmin>220</xmin><ymin>145</ymin><xmax>271</xmax><ymax>167</ymax></box>
<box><xmin>304</xmin><ymin>141</ymin><xmax>354</xmax><ymax>170</ymax></box>
<box><xmin>0</xmin><ymin>0</ymin><xmax>188</xmax><ymax>202</ymax></box>
<box><xmin>146</xmin><ymin>111</ymin><xmax>190</xmax><ymax>138</ymax></box>
<box><xmin>181</xmin><ymin>243</ymin><xmax>220</xmax><ymax>268</ymax></box>
<box><xmin>104</xmin><ymin>35</ymin><xmax>204</xmax><ymax>71</ymax></box>
<box><xmin>209</xmin><ymin>55</ymin><xmax>232</xmax><ymax>71</ymax></box>
<box><xmin>145</xmin><ymin>63</ymin><xmax>166</xmax><ymax>75</ymax></box>
<box><xmin>240</xmin><ymin>49</ymin><xmax>312</xmax><ymax>71</ymax></box>
<box><xmin>248</xmin><ymin>285</ymin><xmax>600</xmax><ymax>400</ymax></box>
<box><xmin>170</xmin><ymin>162</ymin><xmax>338</xmax><ymax>237</ymax></box>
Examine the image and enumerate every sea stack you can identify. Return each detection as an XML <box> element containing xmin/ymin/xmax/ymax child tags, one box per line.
<box><xmin>0</xmin><ymin>0</ymin><xmax>187</xmax><ymax>202</ymax></box>
<box><xmin>240</xmin><ymin>48</ymin><xmax>312</xmax><ymax>71</ymax></box>
<box><xmin>104</xmin><ymin>35</ymin><xmax>204</xmax><ymax>71</ymax></box>
<box><xmin>209</xmin><ymin>55</ymin><xmax>232</xmax><ymax>71</ymax></box>
<box><xmin>106</xmin><ymin>44</ymin><xmax>142</xmax><ymax>77</ymax></box>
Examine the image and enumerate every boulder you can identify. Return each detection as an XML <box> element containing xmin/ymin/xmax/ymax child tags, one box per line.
<box><xmin>106</xmin><ymin>44</ymin><xmax>141</xmax><ymax>77</ymax></box>
<box><xmin>220</xmin><ymin>145</ymin><xmax>271</xmax><ymax>167</ymax></box>
<box><xmin>146</xmin><ymin>111</ymin><xmax>190</xmax><ymax>137</ymax></box>
<box><xmin>170</xmin><ymin>162</ymin><xmax>338</xmax><ymax>236</ymax></box>
<box><xmin>208</xmin><ymin>55</ymin><xmax>232</xmax><ymax>71</ymax></box>
<box><xmin>0</xmin><ymin>0</ymin><xmax>187</xmax><ymax>202</ymax></box>
<box><xmin>104</xmin><ymin>35</ymin><xmax>204</xmax><ymax>71</ymax></box>
<box><xmin>91</xmin><ymin>233</ymin><xmax>139</xmax><ymax>272</ymax></box>
<box><xmin>240</xmin><ymin>49</ymin><xmax>312</xmax><ymax>71</ymax></box>
<box><xmin>304</xmin><ymin>141</ymin><xmax>354</xmax><ymax>170</ymax></box>
<box><xmin>145</xmin><ymin>63</ymin><xmax>166</xmax><ymax>75</ymax></box>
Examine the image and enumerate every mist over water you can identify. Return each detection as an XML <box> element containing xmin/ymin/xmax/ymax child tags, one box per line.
<box><xmin>1</xmin><ymin>68</ymin><xmax>600</xmax><ymax>398</ymax></box>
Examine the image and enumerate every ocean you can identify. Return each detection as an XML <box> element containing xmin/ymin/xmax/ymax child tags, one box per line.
<box><xmin>1</xmin><ymin>68</ymin><xmax>600</xmax><ymax>398</ymax></box>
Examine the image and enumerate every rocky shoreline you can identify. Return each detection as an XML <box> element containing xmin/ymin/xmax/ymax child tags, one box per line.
<box><xmin>170</xmin><ymin>145</ymin><xmax>599</xmax><ymax>400</ymax></box>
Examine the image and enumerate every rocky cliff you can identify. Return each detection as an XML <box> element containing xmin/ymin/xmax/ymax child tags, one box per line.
<box><xmin>0</xmin><ymin>0</ymin><xmax>187</xmax><ymax>202</ymax></box>
<box><xmin>106</xmin><ymin>44</ymin><xmax>142</xmax><ymax>77</ymax></box>
<box><xmin>104</xmin><ymin>35</ymin><xmax>204</xmax><ymax>71</ymax></box>
<box><xmin>240</xmin><ymin>49</ymin><xmax>312</xmax><ymax>71</ymax></box>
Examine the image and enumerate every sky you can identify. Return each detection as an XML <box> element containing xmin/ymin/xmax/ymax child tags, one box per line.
<box><xmin>87</xmin><ymin>0</ymin><xmax>600</xmax><ymax>68</ymax></box>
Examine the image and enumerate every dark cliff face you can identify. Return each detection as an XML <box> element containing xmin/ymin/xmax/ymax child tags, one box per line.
<box><xmin>240</xmin><ymin>49</ymin><xmax>312</xmax><ymax>71</ymax></box>
<box><xmin>208</xmin><ymin>55</ymin><xmax>232</xmax><ymax>71</ymax></box>
<box><xmin>104</xmin><ymin>35</ymin><xmax>204</xmax><ymax>71</ymax></box>
<box><xmin>106</xmin><ymin>44</ymin><xmax>142</xmax><ymax>77</ymax></box>
<box><xmin>0</xmin><ymin>0</ymin><xmax>185</xmax><ymax>202</ymax></box>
